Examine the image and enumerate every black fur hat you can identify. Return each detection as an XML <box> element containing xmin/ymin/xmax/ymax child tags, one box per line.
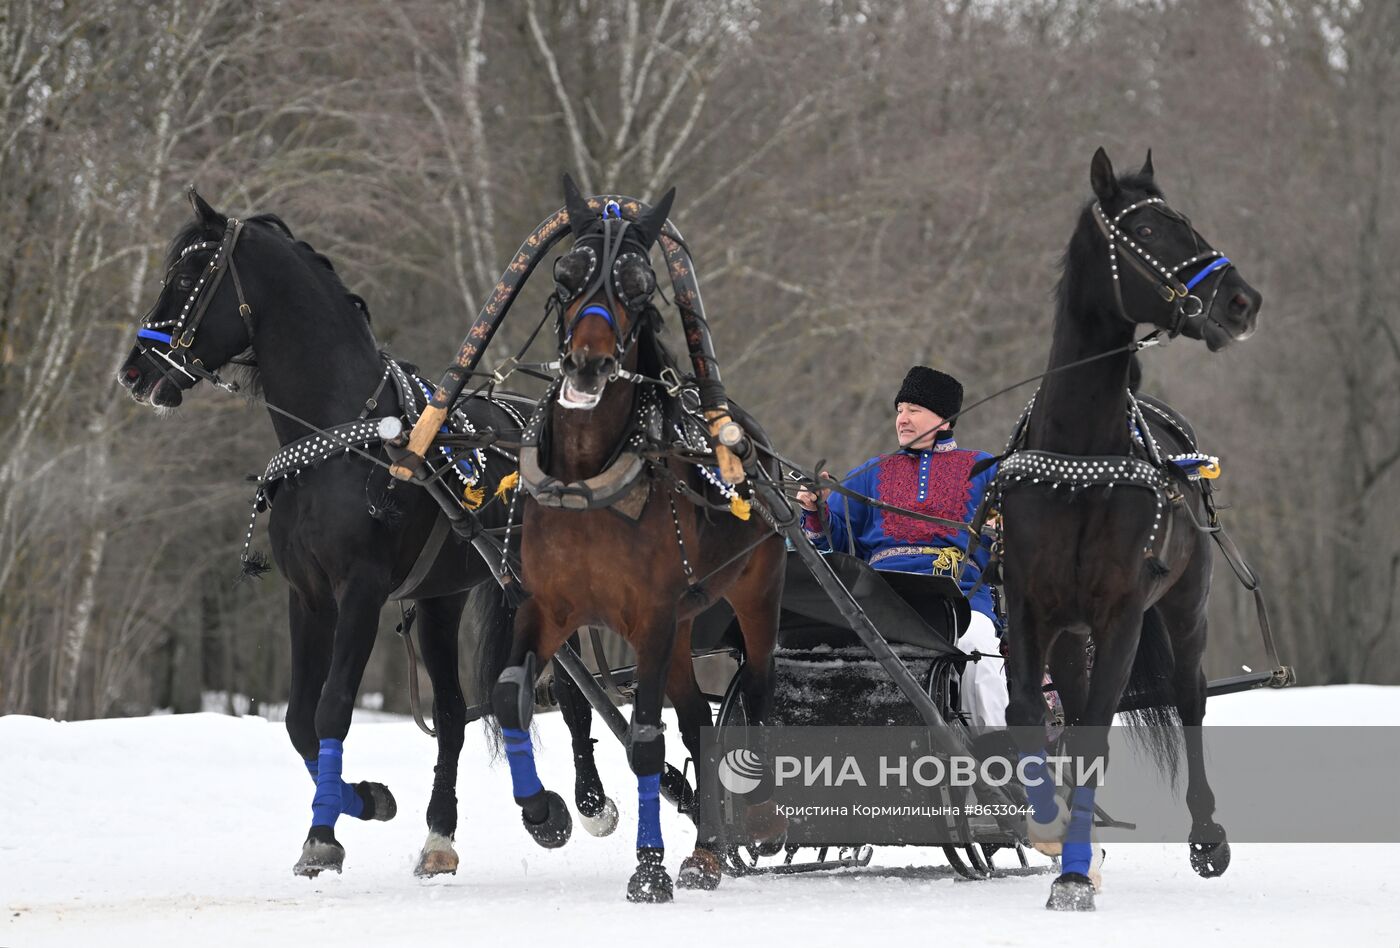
<box><xmin>895</xmin><ymin>366</ymin><xmax>963</xmax><ymax>424</ymax></box>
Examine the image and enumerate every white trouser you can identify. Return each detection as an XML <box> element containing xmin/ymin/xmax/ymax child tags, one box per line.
<box><xmin>957</xmin><ymin>611</ymin><xmax>1007</xmax><ymax>730</ymax></box>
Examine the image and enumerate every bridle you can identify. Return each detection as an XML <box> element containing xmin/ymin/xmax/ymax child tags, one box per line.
<box><xmin>552</xmin><ymin>200</ymin><xmax>658</xmax><ymax>367</ymax></box>
<box><xmin>134</xmin><ymin>216</ymin><xmax>255</xmax><ymax>389</ymax></box>
<box><xmin>1092</xmin><ymin>196</ymin><xmax>1233</xmax><ymax>337</ymax></box>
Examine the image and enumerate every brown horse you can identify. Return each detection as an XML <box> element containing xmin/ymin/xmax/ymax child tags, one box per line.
<box><xmin>478</xmin><ymin>177</ymin><xmax>786</xmax><ymax>903</ymax></box>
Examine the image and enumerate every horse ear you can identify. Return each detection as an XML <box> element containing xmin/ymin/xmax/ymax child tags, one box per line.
<box><xmin>187</xmin><ymin>185</ymin><xmax>225</xmax><ymax>225</ymax></box>
<box><xmin>1140</xmin><ymin>149</ymin><xmax>1155</xmax><ymax>178</ymax></box>
<box><xmin>634</xmin><ymin>187</ymin><xmax>675</xmax><ymax>248</ymax></box>
<box><xmin>1090</xmin><ymin>147</ymin><xmax>1120</xmax><ymax>204</ymax></box>
<box><xmin>562</xmin><ymin>173</ymin><xmax>595</xmax><ymax>239</ymax></box>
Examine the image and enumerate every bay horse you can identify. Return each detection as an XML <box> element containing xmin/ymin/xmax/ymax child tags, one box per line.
<box><xmin>478</xmin><ymin>176</ymin><xmax>787</xmax><ymax>903</ymax></box>
<box><xmin>117</xmin><ymin>190</ymin><xmax>618</xmax><ymax>879</ymax></box>
<box><xmin>999</xmin><ymin>149</ymin><xmax>1262</xmax><ymax>910</ymax></box>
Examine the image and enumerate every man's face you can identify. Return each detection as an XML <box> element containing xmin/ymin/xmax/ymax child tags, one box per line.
<box><xmin>896</xmin><ymin>402</ymin><xmax>947</xmax><ymax>450</ymax></box>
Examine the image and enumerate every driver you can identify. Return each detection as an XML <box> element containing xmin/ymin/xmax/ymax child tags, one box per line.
<box><xmin>796</xmin><ymin>366</ymin><xmax>1007</xmax><ymax>730</ymax></box>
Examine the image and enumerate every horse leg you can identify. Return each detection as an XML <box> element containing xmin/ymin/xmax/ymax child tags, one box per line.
<box><xmin>490</xmin><ymin>598</ymin><xmax>573</xmax><ymax>849</ymax></box>
<box><xmin>1004</xmin><ymin>594</ymin><xmax>1067</xmax><ymax>857</ymax></box>
<box><xmin>286</xmin><ymin>588</ymin><xmax>332</xmax><ymax>777</ymax></box>
<box><xmin>668</xmin><ymin>620</ymin><xmax>724</xmax><ymax>891</ymax></box>
<box><xmin>625</xmin><ymin>604</ymin><xmax>680</xmax><ymax>904</ymax></box>
<box><xmin>411</xmin><ymin>592</ymin><xmax>469</xmax><ymax>878</ymax></box>
<box><xmin>1158</xmin><ymin>595</ymin><xmax>1230</xmax><ymax>877</ymax></box>
<box><xmin>1045</xmin><ymin>608</ymin><xmax>1141</xmax><ymax>911</ymax></box>
<box><xmin>723</xmin><ymin>537</ymin><xmax>787</xmax><ymax>856</ymax></box>
<box><xmin>554</xmin><ymin>630</ymin><xmax>618</xmax><ymax>837</ymax></box>
<box><xmin>292</xmin><ymin>574</ymin><xmax>395</xmax><ymax>878</ymax></box>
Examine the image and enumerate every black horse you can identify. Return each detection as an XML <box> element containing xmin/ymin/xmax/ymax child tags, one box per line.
<box><xmin>116</xmin><ymin>190</ymin><xmax>618</xmax><ymax>878</ymax></box>
<box><xmin>999</xmin><ymin>149</ymin><xmax>1262</xmax><ymax>910</ymax></box>
<box><xmin>478</xmin><ymin>177</ymin><xmax>787</xmax><ymax>903</ymax></box>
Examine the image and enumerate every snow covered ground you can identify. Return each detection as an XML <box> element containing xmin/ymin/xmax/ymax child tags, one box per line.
<box><xmin>3</xmin><ymin>685</ymin><xmax>1397</xmax><ymax>947</ymax></box>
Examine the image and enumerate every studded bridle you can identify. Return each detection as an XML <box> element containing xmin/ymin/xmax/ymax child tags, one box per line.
<box><xmin>552</xmin><ymin>200</ymin><xmax>658</xmax><ymax>364</ymax></box>
<box><xmin>1092</xmin><ymin>196</ymin><xmax>1233</xmax><ymax>337</ymax></box>
<box><xmin>134</xmin><ymin>216</ymin><xmax>254</xmax><ymax>388</ymax></box>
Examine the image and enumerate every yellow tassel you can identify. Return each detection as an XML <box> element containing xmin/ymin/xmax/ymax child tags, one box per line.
<box><xmin>495</xmin><ymin>471</ymin><xmax>520</xmax><ymax>498</ymax></box>
<box><xmin>463</xmin><ymin>483</ymin><xmax>486</xmax><ymax>509</ymax></box>
<box><xmin>1198</xmin><ymin>461</ymin><xmax>1222</xmax><ymax>480</ymax></box>
<box><xmin>729</xmin><ymin>495</ymin><xmax>751</xmax><ymax>521</ymax></box>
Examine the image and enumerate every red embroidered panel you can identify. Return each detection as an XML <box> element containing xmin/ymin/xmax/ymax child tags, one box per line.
<box><xmin>876</xmin><ymin>450</ymin><xmax>978</xmax><ymax>543</ymax></box>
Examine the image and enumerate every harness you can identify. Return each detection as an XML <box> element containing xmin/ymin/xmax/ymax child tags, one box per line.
<box><xmin>238</xmin><ymin>353</ymin><xmax>522</xmax><ymax>588</ymax></box>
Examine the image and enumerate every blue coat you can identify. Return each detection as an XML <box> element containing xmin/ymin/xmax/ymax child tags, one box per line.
<box><xmin>802</xmin><ymin>434</ymin><xmax>999</xmax><ymax>624</ymax></box>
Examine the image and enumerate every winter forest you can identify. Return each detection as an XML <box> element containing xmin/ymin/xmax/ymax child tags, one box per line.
<box><xmin>1</xmin><ymin>0</ymin><xmax>1397</xmax><ymax>720</ymax></box>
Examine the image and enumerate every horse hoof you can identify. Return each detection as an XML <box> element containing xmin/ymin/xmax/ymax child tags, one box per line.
<box><xmin>745</xmin><ymin>802</ymin><xmax>789</xmax><ymax>857</ymax></box>
<box><xmin>414</xmin><ymin>832</ymin><xmax>459</xmax><ymax>877</ymax></box>
<box><xmin>354</xmin><ymin>781</ymin><xmax>397</xmax><ymax>822</ymax></box>
<box><xmin>1046</xmin><ymin>872</ymin><xmax>1096</xmax><ymax>911</ymax></box>
<box><xmin>627</xmin><ymin>849</ymin><xmax>673</xmax><ymax>904</ymax></box>
<box><xmin>578</xmin><ymin>795</ymin><xmax>619</xmax><ymax>838</ymax></box>
<box><xmin>1190</xmin><ymin>823</ymin><xmax>1231</xmax><ymax>877</ymax></box>
<box><xmin>523</xmin><ymin>790</ymin><xmax>572</xmax><ymax>849</ymax></box>
<box><xmin>294</xmin><ymin>827</ymin><xmax>344</xmax><ymax>878</ymax></box>
<box><xmin>677</xmin><ymin>849</ymin><xmax>722</xmax><ymax>891</ymax></box>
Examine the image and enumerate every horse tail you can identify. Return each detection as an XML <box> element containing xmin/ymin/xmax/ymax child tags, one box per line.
<box><xmin>1120</xmin><ymin>606</ymin><xmax>1182</xmax><ymax>785</ymax></box>
<box><xmin>467</xmin><ymin>579</ymin><xmax>517</xmax><ymax>759</ymax></box>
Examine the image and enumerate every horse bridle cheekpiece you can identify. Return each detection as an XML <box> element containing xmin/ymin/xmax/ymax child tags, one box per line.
<box><xmin>553</xmin><ymin>200</ymin><xmax>657</xmax><ymax>356</ymax></box>
<box><xmin>1092</xmin><ymin>197</ymin><xmax>1232</xmax><ymax>336</ymax></box>
<box><xmin>135</xmin><ymin>200</ymin><xmax>254</xmax><ymax>385</ymax></box>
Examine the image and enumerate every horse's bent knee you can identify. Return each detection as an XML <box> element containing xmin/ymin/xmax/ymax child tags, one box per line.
<box><xmin>492</xmin><ymin>652</ymin><xmax>537</xmax><ymax>731</ymax></box>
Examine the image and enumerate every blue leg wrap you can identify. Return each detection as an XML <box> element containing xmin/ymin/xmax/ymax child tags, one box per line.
<box><xmin>1019</xmin><ymin>751</ymin><xmax>1060</xmax><ymax>824</ymax></box>
<box><xmin>305</xmin><ymin>754</ymin><xmax>365</xmax><ymax>819</ymax></box>
<box><xmin>502</xmin><ymin>727</ymin><xmax>544</xmax><ymax>801</ymax></box>
<box><xmin>312</xmin><ymin>739</ymin><xmax>352</xmax><ymax>828</ymax></box>
<box><xmin>1061</xmin><ymin>786</ymin><xmax>1098</xmax><ymax>876</ymax></box>
<box><xmin>636</xmin><ymin>773</ymin><xmax>663</xmax><ymax>850</ymax></box>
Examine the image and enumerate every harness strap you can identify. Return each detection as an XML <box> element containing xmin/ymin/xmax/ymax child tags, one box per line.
<box><xmin>177</xmin><ymin>219</ymin><xmax>244</xmax><ymax>348</ymax></box>
<box><xmin>394</xmin><ymin>604</ymin><xmax>437</xmax><ymax>738</ymax></box>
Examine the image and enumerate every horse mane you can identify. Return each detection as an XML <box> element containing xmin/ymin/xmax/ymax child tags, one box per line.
<box><xmin>163</xmin><ymin>212</ymin><xmax>372</xmax><ymax>324</ymax></box>
<box><xmin>1052</xmin><ymin>171</ymin><xmax>1168</xmax><ymax>315</ymax></box>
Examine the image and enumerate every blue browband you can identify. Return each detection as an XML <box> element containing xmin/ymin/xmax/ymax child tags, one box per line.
<box><xmin>1184</xmin><ymin>256</ymin><xmax>1230</xmax><ymax>292</ymax></box>
<box><xmin>569</xmin><ymin>303</ymin><xmax>618</xmax><ymax>338</ymax></box>
<box><xmin>137</xmin><ymin>327</ymin><xmax>174</xmax><ymax>345</ymax></box>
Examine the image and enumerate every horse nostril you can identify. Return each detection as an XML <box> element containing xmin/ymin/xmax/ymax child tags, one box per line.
<box><xmin>121</xmin><ymin>366</ymin><xmax>141</xmax><ymax>387</ymax></box>
<box><xmin>1230</xmin><ymin>293</ymin><xmax>1252</xmax><ymax>313</ymax></box>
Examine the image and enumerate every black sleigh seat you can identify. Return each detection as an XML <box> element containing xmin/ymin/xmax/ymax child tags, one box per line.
<box><xmin>692</xmin><ymin>551</ymin><xmax>974</xmax><ymax>727</ymax></box>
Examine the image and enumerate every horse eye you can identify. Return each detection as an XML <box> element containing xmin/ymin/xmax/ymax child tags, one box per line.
<box><xmin>177</xmin><ymin>275</ymin><xmax>195</xmax><ymax>290</ymax></box>
<box><xmin>1135</xmin><ymin>225</ymin><xmax>1155</xmax><ymax>240</ymax></box>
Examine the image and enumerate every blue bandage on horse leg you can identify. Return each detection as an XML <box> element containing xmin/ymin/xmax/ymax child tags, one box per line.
<box><xmin>312</xmin><ymin>738</ymin><xmax>350</xmax><ymax>827</ymax></box>
<box><xmin>636</xmin><ymin>773</ymin><xmax>663</xmax><ymax>850</ymax></box>
<box><xmin>502</xmin><ymin>727</ymin><xmax>545</xmax><ymax>801</ymax></box>
<box><xmin>305</xmin><ymin>755</ymin><xmax>365</xmax><ymax>818</ymax></box>
<box><xmin>1019</xmin><ymin>751</ymin><xmax>1060</xmax><ymax>824</ymax></box>
<box><xmin>1061</xmin><ymin>785</ymin><xmax>1098</xmax><ymax>876</ymax></box>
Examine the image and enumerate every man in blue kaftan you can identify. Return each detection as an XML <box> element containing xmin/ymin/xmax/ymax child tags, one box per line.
<box><xmin>796</xmin><ymin>366</ymin><xmax>1007</xmax><ymax>729</ymax></box>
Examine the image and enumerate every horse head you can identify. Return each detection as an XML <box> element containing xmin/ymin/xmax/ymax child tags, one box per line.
<box><xmin>1087</xmin><ymin>147</ymin><xmax>1261</xmax><ymax>351</ymax></box>
<box><xmin>117</xmin><ymin>188</ymin><xmax>265</xmax><ymax>409</ymax></box>
<box><xmin>551</xmin><ymin>173</ymin><xmax>674</xmax><ymax>410</ymax></box>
